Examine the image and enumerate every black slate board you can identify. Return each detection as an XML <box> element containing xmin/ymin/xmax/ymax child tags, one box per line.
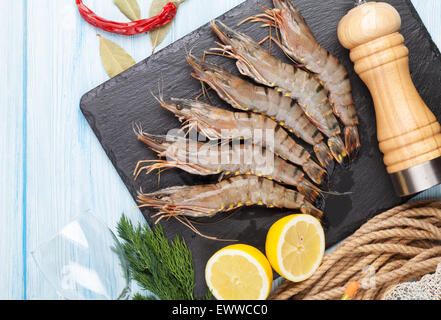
<box><xmin>80</xmin><ymin>0</ymin><xmax>441</xmax><ymax>297</ymax></box>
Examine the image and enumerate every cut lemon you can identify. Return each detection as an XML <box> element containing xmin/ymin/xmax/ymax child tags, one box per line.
<box><xmin>205</xmin><ymin>244</ymin><xmax>273</xmax><ymax>300</ymax></box>
<box><xmin>266</xmin><ymin>214</ymin><xmax>325</xmax><ymax>282</ymax></box>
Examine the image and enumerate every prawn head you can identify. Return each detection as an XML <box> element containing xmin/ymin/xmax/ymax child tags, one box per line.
<box><xmin>210</xmin><ymin>20</ymin><xmax>276</xmax><ymax>87</ymax></box>
<box><xmin>154</xmin><ymin>96</ymin><xmax>224</xmax><ymax>139</ymax></box>
<box><xmin>134</xmin><ymin>131</ymin><xmax>214</xmax><ymax>178</ymax></box>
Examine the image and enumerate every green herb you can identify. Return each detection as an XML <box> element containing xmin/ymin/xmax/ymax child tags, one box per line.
<box><xmin>132</xmin><ymin>293</ymin><xmax>157</xmax><ymax>300</ymax></box>
<box><xmin>117</xmin><ymin>215</ymin><xmax>195</xmax><ymax>300</ymax></box>
<box><xmin>98</xmin><ymin>34</ymin><xmax>136</xmax><ymax>78</ymax></box>
<box><xmin>114</xmin><ymin>0</ymin><xmax>141</xmax><ymax>21</ymax></box>
<box><xmin>204</xmin><ymin>290</ymin><xmax>213</xmax><ymax>301</ymax></box>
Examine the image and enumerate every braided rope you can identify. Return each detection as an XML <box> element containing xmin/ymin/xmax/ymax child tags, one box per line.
<box><xmin>270</xmin><ymin>201</ymin><xmax>441</xmax><ymax>300</ymax></box>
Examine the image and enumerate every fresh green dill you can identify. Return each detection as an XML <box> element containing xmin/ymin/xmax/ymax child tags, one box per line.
<box><xmin>132</xmin><ymin>293</ymin><xmax>157</xmax><ymax>300</ymax></box>
<box><xmin>117</xmin><ymin>215</ymin><xmax>195</xmax><ymax>300</ymax></box>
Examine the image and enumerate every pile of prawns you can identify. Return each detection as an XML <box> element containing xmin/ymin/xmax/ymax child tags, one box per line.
<box><xmin>134</xmin><ymin>0</ymin><xmax>360</xmax><ymax>239</ymax></box>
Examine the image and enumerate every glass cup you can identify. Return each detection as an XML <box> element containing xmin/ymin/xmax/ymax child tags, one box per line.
<box><xmin>31</xmin><ymin>213</ymin><xmax>131</xmax><ymax>300</ymax></box>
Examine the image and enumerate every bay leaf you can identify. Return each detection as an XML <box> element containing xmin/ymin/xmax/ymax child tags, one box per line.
<box><xmin>98</xmin><ymin>35</ymin><xmax>136</xmax><ymax>78</ymax></box>
<box><xmin>114</xmin><ymin>0</ymin><xmax>141</xmax><ymax>21</ymax></box>
<box><xmin>149</xmin><ymin>0</ymin><xmax>186</xmax><ymax>53</ymax></box>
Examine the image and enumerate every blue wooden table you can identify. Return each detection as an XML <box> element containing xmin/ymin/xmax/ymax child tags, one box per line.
<box><xmin>1</xmin><ymin>0</ymin><xmax>440</xmax><ymax>300</ymax></box>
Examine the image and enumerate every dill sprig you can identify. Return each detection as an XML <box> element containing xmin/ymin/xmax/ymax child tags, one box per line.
<box><xmin>117</xmin><ymin>215</ymin><xmax>195</xmax><ymax>300</ymax></box>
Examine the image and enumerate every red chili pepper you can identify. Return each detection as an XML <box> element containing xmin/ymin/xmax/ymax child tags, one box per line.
<box><xmin>75</xmin><ymin>0</ymin><xmax>178</xmax><ymax>36</ymax></box>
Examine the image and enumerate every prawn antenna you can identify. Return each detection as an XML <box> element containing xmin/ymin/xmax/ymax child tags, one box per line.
<box><xmin>202</xmin><ymin>49</ymin><xmax>235</xmax><ymax>61</ymax></box>
<box><xmin>188</xmin><ymin>208</ymin><xmax>241</xmax><ymax>226</ymax></box>
<box><xmin>242</xmin><ymin>6</ymin><xmax>302</xmax><ymax>66</ymax></box>
<box><xmin>175</xmin><ymin>216</ymin><xmax>237</xmax><ymax>242</ymax></box>
<box><xmin>207</xmin><ymin>42</ymin><xmax>236</xmax><ymax>60</ymax></box>
<box><xmin>200</xmin><ymin>81</ymin><xmax>214</xmax><ymax>105</ymax></box>
<box><xmin>150</xmin><ymin>87</ymin><xmax>168</xmax><ymax>109</ymax></box>
<box><xmin>238</xmin><ymin>5</ymin><xmax>276</xmax><ymax>27</ymax></box>
<box><xmin>159</xmin><ymin>75</ymin><xmax>165</xmax><ymax>102</ymax></box>
<box><xmin>186</xmin><ymin>44</ymin><xmax>199</xmax><ymax>61</ymax></box>
<box><xmin>132</xmin><ymin>121</ymin><xmax>144</xmax><ymax>138</ymax></box>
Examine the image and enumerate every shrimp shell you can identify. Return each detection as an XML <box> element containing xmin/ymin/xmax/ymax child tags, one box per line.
<box><xmin>210</xmin><ymin>20</ymin><xmax>349</xmax><ymax>167</ymax></box>
<box><xmin>157</xmin><ymin>98</ymin><xmax>328</xmax><ymax>185</ymax></box>
<box><xmin>137</xmin><ymin>175</ymin><xmax>323</xmax><ymax>222</ymax></box>
<box><xmin>187</xmin><ymin>54</ymin><xmax>334</xmax><ymax>170</ymax></box>
<box><xmin>134</xmin><ymin>132</ymin><xmax>326</xmax><ymax>203</ymax></box>
<box><xmin>265</xmin><ymin>0</ymin><xmax>360</xmax><ymax>159</ymax></box>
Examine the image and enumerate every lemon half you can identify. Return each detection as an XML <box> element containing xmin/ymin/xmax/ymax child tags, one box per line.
<box><xmin>266</xmin><ymin>214</ymin><xmax>325</xmax><ymax>282</ymax></box>
<box><xmin>205</xmin><ymin>244</ymin><xmax>273</xmax><ymax>300</ymax></box>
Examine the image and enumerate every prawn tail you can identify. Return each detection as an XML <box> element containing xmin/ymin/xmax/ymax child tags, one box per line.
<box><xmin>300</xmin><ymin>202</ymin><xmax>324</xmax><ymax>220</ymax></box>
<box><xmin>313</xmin><ymin>141</ymin><xmax>335</xmax><ymax>175</ymax></box>
<box><xmin>328</xmin><ymin>136</ymin><xmax>350</xmax><ymax>169</ymax></box>
<box><xmin>344</xmin><ymin>125</ymin><xmax>361</xmax><ymax>162</ymax></box>
<box><xmin>302</xmin><ymin>159</ymin><xmax>329</xmax><ymax>191</ymax></box>
<box><xmin>297</xmin><ymin>181</ymin><xmax>325</xmax><ymax>211</ymax></box>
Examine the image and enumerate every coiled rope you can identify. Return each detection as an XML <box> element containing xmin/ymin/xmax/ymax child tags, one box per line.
<box><xmin>270</xmin><ymin>201</ymin><xmax>441</xmax><ymax>300</ymax></box>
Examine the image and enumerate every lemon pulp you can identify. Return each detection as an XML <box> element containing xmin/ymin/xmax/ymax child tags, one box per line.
<box><xmin>266</xmin><ymin>214</ymin><xmax>325</xmax><ymax>282</ymax></box>
<box><xmin>205</xmin><ymin>244</ymin><xmax>273</xmax><ymax>300</ymax></box>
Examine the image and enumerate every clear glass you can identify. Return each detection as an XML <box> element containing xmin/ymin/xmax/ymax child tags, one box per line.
<box><xmin>31</xmin><ymin>213</ymin><xmax>131</xmax><ymax>300</ymax></box>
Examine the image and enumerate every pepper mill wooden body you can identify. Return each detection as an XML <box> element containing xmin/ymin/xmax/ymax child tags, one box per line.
<box><xmin>338</xmin><ymin>1</ymin><xmax>441</xmax><ymax>196</ymax></box>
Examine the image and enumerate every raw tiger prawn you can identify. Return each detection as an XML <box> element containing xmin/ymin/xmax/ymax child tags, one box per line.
<box><xmin>154</xmin><ymin>97</ymin><xmax>328</xmax><ymax>186</ymax></box>
<box><xmin>137</xmin><ymin>175</ymin><xmax>323</xmax><ymax>226</ymax></box>
<box><xmin>186</xmin><ymin>54</ymin><xmax>334</xmax><ymax>171</ymax></box>
<box><xmin>241</xmin><ymin>0</ymin><xmax>360</xmax><ymax>160</ymax></box>
<box><xmin>133</xmin><ymin>130</ymin><xmax>325</xmax><ymax>205</ymax></box>
<box><xmin>209</xmin><ymin>20</ymin><xmax>349</xmax><ymax>168</ymax></box>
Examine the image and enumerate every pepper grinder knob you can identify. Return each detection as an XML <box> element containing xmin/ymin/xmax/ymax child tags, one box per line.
<box><xmin>338</xmin><ymin>1</ymin><xmax>441</xmax><ymax>196</ymax></box>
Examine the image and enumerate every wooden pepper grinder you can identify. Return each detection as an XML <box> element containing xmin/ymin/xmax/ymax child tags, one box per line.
<box><xmin>338</xmin><ymin>0</ymin><xmax>441</xmax><ymax>196</ymax></box>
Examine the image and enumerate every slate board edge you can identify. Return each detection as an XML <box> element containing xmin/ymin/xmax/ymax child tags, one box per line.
<box><xmin>406</xmin><ymin>1</ymin><xmax>441</xmax><ymax>60</ymax></box>
<box><xmin>79</xmin><ymin>0</ymin><xmax>440</xmax><ymax>288</ymax></box>
<box><xmin>80</xmin><ymin>0</ymin><xmax>253</xmax><ymax>107</ymax></box>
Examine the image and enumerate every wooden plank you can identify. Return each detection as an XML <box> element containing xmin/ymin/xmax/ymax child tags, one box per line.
<box><xmin>24</xmin><ymin>0</ymin><xmax>144</xmax><ymax>299</ymax></box>
<box><xmin>412</xmin><ymin>0</ymin><xmax>441</xmax><ymax>48</ymax></box>
<box><xmin>0</xmin><ymin>0</ymin><xmax>25</xmax><ymax>300</ymax></box>
<box><xmin>24</xmin><ymin>0</ymin><xmax>245</xmax><ymax>299</ymax></box>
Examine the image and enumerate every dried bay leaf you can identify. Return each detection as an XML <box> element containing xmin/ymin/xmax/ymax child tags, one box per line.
<box><xmin>98</xmin><ymin>35</ymin><xmax>136</xmax><ymax>78</ymax></box>
<box><xmin>114</xmin><ymin>0</ymin><xmax>141</xmax><ymax>21</ymax></box>
<box><xmin>150</xmin><ymin>23</ymin><xmax>172</xmax><ymax>54</ymax></box>
<box><xmin>149</xmin><ymin>0</ymin><xmax>186</xmax><ymax>53</ymax></box>
<box><xmin>149</xmin><ymin>0</ymin><xmax>172</xmax><ymax>53</ymax></box>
